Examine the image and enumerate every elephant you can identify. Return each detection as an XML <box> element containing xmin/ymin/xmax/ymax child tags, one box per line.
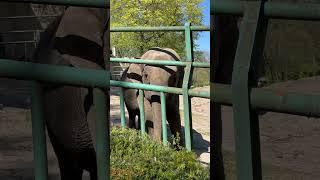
<box><xmin>120</xmin><ymin>63</ymin><xmax>142</xmax><ymax>129</ymax></box>
<box><xmin>121</xmin><ymin>47</ymin><xmax>184</xmax><ymax>145</ymax></box>
<box><xmin>33</xmin><ymin>6</ymin><xmax>109</xmax><ymax>180</ymax></box>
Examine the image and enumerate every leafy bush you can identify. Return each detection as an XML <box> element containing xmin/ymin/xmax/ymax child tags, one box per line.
<box><xmin>192</xmin><ymin>68</ymin><xmax>210</xmax><ymax>87</ymax></box>
<box><xmin>110</xmin><ymin>127</ymin><xmax>209</xmax><ymax>179</ymax></box>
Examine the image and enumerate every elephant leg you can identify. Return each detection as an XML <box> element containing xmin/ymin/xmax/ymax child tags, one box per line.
<box><xmin>59</xmin><ymin>159</ymin><xmax>83</xmax><ymax>180</ymax></box>
<box><xmin>51</xmin><ymin>139</ymin><xmax>97</xmax><ymax>180</ymax></box>
<box><xmin>127</xmin><ymin>110</ymin><xmax>136</xmax><ymax>129</ymax></box>
<box><xmin>166</xmin><ymin>104</ymin><xmax>183</xmax><ymax>147</ymax></box>
<box><xmin>80</xmin><ymin>148</ymin><xmax>97</xmax><ymax>180</ymax></box>
<box><xmin>152</xmin><ymin>110</ymin><xmax>162</xmax><ymax>142</ymax></box>
<box><xmin>44</xmin><ymin>86</ymin><xmax>98</xmax><ymax>180</ymax></box>
<box><xmin>134</xmin><ymin>113</ymin><xmax>140</xmax><ymax>130</ymax></box>
<box><xmin>48</xmin><ymin>130</ymin><xmax>84</xmax><ymax>180</ymax></box>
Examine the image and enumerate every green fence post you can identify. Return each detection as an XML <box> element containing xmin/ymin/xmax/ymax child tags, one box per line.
<box><xmin>31</xmin><ymin>81</ymin><xmax>48</xmax><ymax>180</ymax></box>
<box><xmin>139</xmin><ymin>89</ymin><xmax>146</xmax><ymax>133</ymax></box>
<box><xmin>231</xmin><ymin>1</ymin><xmax>268</xmax><ymax>180</ymax></box>
<box><xmin>182</xmin><ymin>22</ymin><xmax>194</xmax><ymax>151</ymax></box>
<box><xmin>94</xmin><ymin>88</ymin><xmax>109</xmax><ymax>180</ymax></box>
<box><xmin>160</xmin><ymin>92</ymin><xmax>168</xmax><ymax>145</ymax></box>
<box><xmin>119</xmin><ymin>88</ymin><xmax>126</xmax><ymax>127</ymax></box>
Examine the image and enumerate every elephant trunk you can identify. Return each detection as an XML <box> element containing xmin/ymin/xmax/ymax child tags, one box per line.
<box><xmin>151</xmin><ymin>95</ymin><xmax>162</xmax><ymax>142</ymax></box>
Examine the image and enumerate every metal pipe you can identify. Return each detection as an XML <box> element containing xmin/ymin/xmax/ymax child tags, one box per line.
<box><xmin>160</xmin><ymin>92</ymin><xmax>168</xmax><ymax>145</ymax></box>
<box><xmin>212</xmin><ymin>1</ymin><xmax>320</xmax><ymax>21</ymax></box>
<box><xmin>111</xmin><ymin>26</ymin><xmax>209</xmax><ymax>32</ymax></box>
<box><xmin>110</xmin><ymin>80</ymin><xmax>210</xmax><ymax>98</ymax></box>
<box><xmin>0</xmin><ymin>59</ymin><xmax>109</xmax><ymax>88</ymax></box>
<box><xmin>0</xmin><ymin>58</ymin><xmax>208</xmax><ymax>98</ymax></box>
<box><xmin>31</xmin><ymin>81</ymin><xmax>48</xmax><ymax>180</ymax></box>
<box><xmin>0</xmin><ymin>15</ymin><xmax>60</xmax><ymax>19</ymax></box>
<box><xmin>111</xmin><ymin>58</ymin><xmax>210</xmax><ymax>68</ymax></box>
<box><xmin>182</xmin><ymin>22</ymin><xmax>193</xmax><ymax>151</ymax></box>
<box><xmin>0</xmin><ymin>30</ymin><xmax>45</xmax><ymax>34</ymax></box>
<box><xmin>93</xmin><ymin>88</ymin><xmax>109</xmax><ymax>180</ymax></box>
<box><xmin>139</xmin><ymin>90</ymin><xmax>145</xmax><ymax>133</ymax></box>
<box><xmin>0</xmin><ymin>40</ymin><xmax>36</xmax><ymax>45</ymax></box>
<box><xmin>212</xmin><ymin>83</ymin><xmax>320</xmax><ymax>118</ymax></box>
<box><xmin>119</xmin><ymin>88</ymin><xmax>126</xmax><ymax>127</ymax></box>
<box><xmin>2</xmin><ymin>0</ymin><xmax>109</xmax><ymax>8</ymax></box>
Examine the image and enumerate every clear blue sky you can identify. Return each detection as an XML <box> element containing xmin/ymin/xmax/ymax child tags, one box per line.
<box><xmin>195</xmin><ymin>0</ymin><xmax>210</xmax><ymax>52</ymax></box>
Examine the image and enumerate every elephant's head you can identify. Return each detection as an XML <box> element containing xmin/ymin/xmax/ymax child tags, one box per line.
<box><xmin>34</xmin><ymin>7</ymin><xmax>109</xmax><ymax>70</ymax></box>
<box><xmin>141</xmin><ymin>48</ymin><xmax>182</xmax><ymax>141</ymax></box>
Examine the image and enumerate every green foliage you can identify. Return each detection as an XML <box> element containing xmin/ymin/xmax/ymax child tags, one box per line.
<box><xmin>192</xmin><ymin>50</ymin><xmax>210</xmax><ymax>87</ymax></box>
<box><xmin>110</xmin><ymin>0</ymin><xmax>204</xmax><ymax>58</ymax></box>
<box><xmin>110</xmin><ymin>127</ymin><xmax>209</xmax><ymax>179</ymax></box>
<box><xmin>192</xmin><ymin>68</ymin><xmax>210</xmax><ymax>87</ymax></box>
<box><xmin>264</xmin><ymin>19</ymin><xmax>320</xmax><ymax>84</ymax></box>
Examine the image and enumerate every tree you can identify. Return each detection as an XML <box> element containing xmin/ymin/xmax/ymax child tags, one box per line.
<box><xmin>110</xmin><ymin>0</ymin><xmax>204</xmax><ymax>58</ymax></box>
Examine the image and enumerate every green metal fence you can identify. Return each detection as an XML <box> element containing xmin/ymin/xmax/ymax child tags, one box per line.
<box><xmin>0</xmin><ymin>0</ymin><xmax>109</xmax><ymax>179</ymax></box>
<box><xmin>110</xmin><ymin>24</ymin><xmax>210</xmax><ymax>151</ymax></box>
<box><xmin>212</xmin><ymin>0</ymin><xmax>320</xmax><ymax>180</ymax></box>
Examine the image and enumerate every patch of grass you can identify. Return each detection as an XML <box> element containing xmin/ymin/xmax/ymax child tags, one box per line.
<box><xmin>111</xmin><ymin>127</ymin><xmax>209</xmax><ymax>179</ymax></box>
<box><xmin>192</xmin><ymin>68</ymin><xmax>210</xmax><ymax>88</ymax></box>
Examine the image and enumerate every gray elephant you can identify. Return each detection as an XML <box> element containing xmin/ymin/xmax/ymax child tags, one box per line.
<box><xmin>121</xmin><ymin>63</ymin><xmax>141</xmax><ymax>129</ymax></box>
<box><xmin>33</xmin><ymin>7</ymin><xmax>109</xmax><ymax>180</ymax></box>
<box><xmin>121</xmin><ymin>47</ymin><xmax>184</xmax><ymax>145</ymax></box>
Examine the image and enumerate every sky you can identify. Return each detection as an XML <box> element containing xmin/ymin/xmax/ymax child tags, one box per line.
<box><xmin>195</xmin><ymin>0</ymin><xmax>210</xmax><ymax>53</ymax></box>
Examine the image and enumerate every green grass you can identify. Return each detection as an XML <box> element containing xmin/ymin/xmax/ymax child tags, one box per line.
<box><xmin>110</xmin><ymin>127</ymin><xmax>209</xmax><ymax>179</ymax></box>
<box><xmin>192</xmin><ymin>68</ymin><xmax>210</xmax><ymax>87</ymax></box>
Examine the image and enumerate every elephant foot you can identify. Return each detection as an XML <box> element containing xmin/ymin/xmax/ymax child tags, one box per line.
<box><xmin>59</xmin><ymin>166</ymin><xmax>83</xmax><ymax>180</ymax></box>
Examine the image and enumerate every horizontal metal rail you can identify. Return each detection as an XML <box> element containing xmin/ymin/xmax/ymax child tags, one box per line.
<box><xmin>0</xmin><ymin>15</ymin><xmax>60</xmax><ymax>19</ymax></box>
<box><xmin>111</xmin><ymin>26</ymin><xmax>209</xmax><ymax>32</ymax></box>
<box><xmin>0</xmin><ymin>40</ymin><xmax>36</xmax><ymax>45</ymax></box>
<box><xmin>111</xmin><ymin>58</ymin><xmax>210</xmax><ymax>68</ymax></box>
<box><xmin>0</xmin><ymin>30</ymin><xmax>43</xmax><ymax>34</ymax></box>
<box><xmin>2</xmin><ymin>0</ymin><xmax>109</xmax><ymax>8</ymax></box>
<box><xmin>111</xmin><ymin>80</ymin><xmax>210</xmax><ymax>98</ymax></box>
<box><xmin>212</xmin><ymin>1</ymin><xmax>320</xmax><ymax>20</ymax></box>
<box><xmin>0</xmin><ymin>59</ymin><xmax>109</xmax><ymax>88</ymax></box>
<box><xmin>212</xmin><ymin>83</ymin><xmax>320</xmax><ymax>118</ymax></box>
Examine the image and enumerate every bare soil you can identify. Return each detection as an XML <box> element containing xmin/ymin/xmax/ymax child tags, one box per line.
<box><xmin>2</xmin><ymin>76</ymin><xmax>320</xmax><ymax>179</ymax></box>
<box><xmin>222</xmin><ymin>76</ymin><xmax>320</xmax><ymax>179</ymax></box>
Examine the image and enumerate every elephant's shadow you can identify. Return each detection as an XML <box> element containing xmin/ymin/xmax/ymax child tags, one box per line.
<box><xmin>166</xmin><ymin>125</ymin><xmax>210</xmax><ymax>155</ymax></box>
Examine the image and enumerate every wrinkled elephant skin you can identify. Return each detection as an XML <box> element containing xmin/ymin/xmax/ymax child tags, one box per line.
<box><xmin>122</xmin><ymin>48</ymin><xmax>184</xmax><ymax>146</ymax></box>
<box><xmin>33</xmin><ymin>7</ymin><xmax>108</xmax><ymax>180</ymax></box>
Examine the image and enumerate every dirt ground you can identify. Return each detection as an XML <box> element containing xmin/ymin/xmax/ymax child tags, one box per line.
<box><xmin>222</xmin><ymin>76</ymin><xmax>320</xmax><ymax>179</ymax></box>
<box><xmin>0</xmin><ymin>78</ymin><xmax>210</xmax><ymax>179</ymax></box>
<box><xmin>2</xmin><ymin>76</ymin><xmax>320</xmax><ymax>179</ymax></box>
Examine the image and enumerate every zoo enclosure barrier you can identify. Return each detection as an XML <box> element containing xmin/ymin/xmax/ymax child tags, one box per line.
<box><xmin>0</xmin><ymin>15</ymin><xmax>62</xmax><ymax>61</ymax></box>
<box><xmin>110</xmin><ymin>24</ymin><xmax>210</xmax><ymax>151</ymax></box>
<box><xmin>212</xmin><ymin>0</ymin><xmax>320</xmax><ymax>180</ymax></box>
<box><xmin>0</xmin><ymin>0</ymin><xmax>109</xmax><ymax>180</ymax></box>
